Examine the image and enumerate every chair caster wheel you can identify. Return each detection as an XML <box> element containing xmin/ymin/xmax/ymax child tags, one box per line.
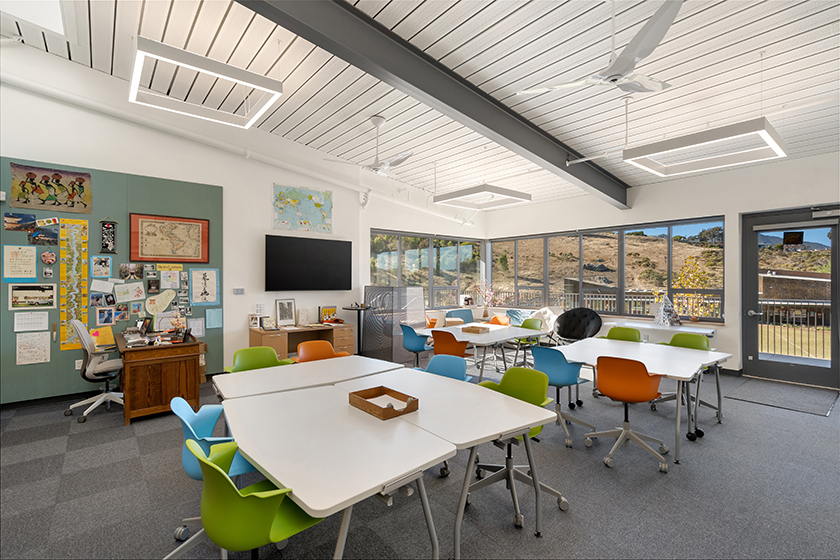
<box><xmin>275</xmin><ymin>539</ymin><xmax>288</xmax><ymax>551</ymax></box>
<box><xmin>514</xmin><ymin>514</ymin><xmax>524</xmax><ymax>529</ymax></box>
<box><xmin>695</xmin><ymin>428</ymin><xmax>704</xmax><ymax>438</ymax></box>
<box><xmin>659</xmin><ymin>462</ymin><xmax>668</xmax><ymax>473</ymax></box>
<box><xmin>585</xmin><ymin>438</ymin><xmax>593</xmax><ymax>448</ymax></box>
<box><xmin>650</xmin><ymin>403</ymin><xmax>657</xmax><ymax>411</ymax></box>
<box><xmin>535</xmin><ymin>531</ymin><xmax>542</xmax><ymax>538</ymax></box>
<box><xmin>475</xmin><ymin>468</ymin><xmax>484</xmax><ymax>479</ymax></box>
<box><xmin>686</xmin><ymin>432</ymin><xmax>697</xmax><ymax>441</ymax></box>
<box><xmin>440</xmin><ymin>466</ymin><xmax>450</xmax><ymax>477</ymax></box>
<box><xmin>575</xmin><ymin>399</ymin><xmax>584</xmax><ymax>407</ymax></box>
<box><xmin>592</xmin><ymin>391</ymin><xmax>599</xmax><ymax>398</ymax></box>
<box><xmin>565</xmin><ymin>438</ymin><xmax>572</xmax><ymax>448</ymax></box>
<box><xmin>474</xmin><ymin>453</ymin><xmax>480</xmax><ymax>464</ymax></box>
<box><xmin>174</xmin><ymin>526</ymin><xmax>190</xmax><ymax>541</ymax></box>
<box><xmin>659</xmin><ymin>445</ymin><xmax>670</xmax><ymax>455</ymax></box>
<box><xmin>77</xmin><ymin>416</ymin><xmax>86</xmax><ymax>423</ymax></box>
<box><xmin>568</xmin><ymin>402</ymin><xmax>576</xmax><ymax>410</ymax></box>
<box><xmin>64</xmin><ymin>409</ymin><xmax>73</xmax><ymax>416</ymax></box>
<box><xmin>465</xmin><ymin>493</ymin><xmax>471</xmax><ymax>507</ymax></box>
<box><xmin>558</xmin><ymin>497</ymin><xmax>570</xmax><ymax>511</ymax></box>
<box><xmin>603</xmin><ymin>457</ymin><xmax>613</xmax><ymax>468</ymax></box>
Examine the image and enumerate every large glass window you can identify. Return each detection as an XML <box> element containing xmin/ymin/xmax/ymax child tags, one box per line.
<box><xmin>671</xmin><ymin>221</ymin><xmax>724</xmax><ymax>319</ymax></box>
<box><xmin>517</xmin><ymin>238</ymin><xmax>544</xmax><ymax>308</ymax></box>
<box><xmin>370</xmin><ymin>233</ymin><xmax>399</xmax><ymax>287</ymax></box>
<box><xmin>581</xmin><ymin>231</ymin><xmax>618</xmax><ymax>312</ymax></box>
<box><xmin>491</xmin><ymin>241</ymin><xmax>515</xmax><ymax>306</ymax></box>
<box><xmin>371</xmin><ymin>231</ymin><xmax>481</xmax><ymax>310</ymax></box>
<box><xmin>625</xmin><ymin>227</ymin><xmax>668</xmax><ymax>315</ymax></box>
<box><xmin>548</xmin><ymin>235</ymin><xmax>580</xmax><ymax>309</ymax></box>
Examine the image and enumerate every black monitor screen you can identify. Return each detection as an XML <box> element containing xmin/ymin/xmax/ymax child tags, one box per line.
<box><xmin>265</xmin><ymin>235</ymin><xmax>352</xmax><ymax>291</ymax></box>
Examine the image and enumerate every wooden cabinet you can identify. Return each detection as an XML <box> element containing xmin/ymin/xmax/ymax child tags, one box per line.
<box><xmin>116</xmin><ymin>334</ymin><xmax>201</xmax><ymax>425</ymax></box>
<box><xmin>249</xmin><ymin>324</ymin><xmax>355</xmax><ymax>358</ymax></box>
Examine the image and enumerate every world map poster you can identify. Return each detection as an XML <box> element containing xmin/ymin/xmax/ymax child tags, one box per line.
<box><xmin>130</xmin><ymin>213</ymin><xmax>209</xmax><ymax>263</ymax></box>
<box><xmin>273</xmin><ymin>185</ymin><xmax>333</xmax><ymax>233</ymax></box>
<box><xmin>59</xmin><ymin>218</ymin><xmax>89</xmax><ymax>350</ymax></box>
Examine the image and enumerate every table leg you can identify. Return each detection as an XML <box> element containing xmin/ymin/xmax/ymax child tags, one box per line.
<box><xmin>358</xmin><ymin>310</ymin><xmax>366</xmax><ymax>356</ymax></box>
<box><xmin>715</xmin><ymin>364</ymin><xmax>723</xmax><ymax>423</ymax></box>
<box><xmin>416</xmin><ymin>477</ymin><xmax>439</xmax><ymax>560</ymax></box>
<box><xmin>693</xmin><ymin>371</ymin><xmax>703</xmax><ymax>436</ymax></box>
<box><xmin>454</xmin><ymin>446</ymin><xmax>478</xmax><ymax>560</ymax></box>
<box><xmin>478</xmin><ymin>346</ymin><xmax>488</xmax><ymax>383</ymax></box>
<box><xmin>522</xmin><ymin>436</ymin><xmax>543</xmax><ymax>538</ymax></box>
<box><xmin>674</xmin><ymin>380</ymin><xmax>683</xmax><ymax>464</ymax></box>
<box><xmin>333</xmin><ymin>506</ymin><xmax>353</xmax><ymax>560</ymax></box>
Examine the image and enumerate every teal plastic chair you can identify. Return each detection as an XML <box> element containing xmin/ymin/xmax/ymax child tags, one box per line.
<box><xmin>652</xmin><ymin>332</ymin><xmax>722</xmax><ymax>435</ymax></box>
<box><xmin>165</xmin><ymin>440</ymin><xmax>323</xmax><ymax>559</ymax></box>
<box><xmin>401</xmin><ymin>324</ymin><xmax>433</xmax><ymax>367</ymax></box>
<box><xmin>510</xmin><ymin>317</ymin><xmax>543</xmax><ymax>367</ymax></box>
<box><xmin>599</xmin><ymin>326</ymin><xmax>642</xmax><ymax>342</ymax></box>
<box><xmin>445</xmin><ymin>308</ymin><xmax>474</xmax><ymax>324</ymax></box>
<box><xmin>472</xmin><ymin>367</ymin><xmax>569</xmax><ymax>525</ymax></box>
<box><xmin>169</xmin><ymin>397</ymin><xmax>259</xmax><ymax>546</ymax></box>
<box><xmin>531</xmin><ymin>346</ymin><xmax>597</xmax><ymax>448</ymax></box>
<box><xmin>228</xmin><ymin>346</ymin><xmax>295</xmax><ymax>373</ymax></box>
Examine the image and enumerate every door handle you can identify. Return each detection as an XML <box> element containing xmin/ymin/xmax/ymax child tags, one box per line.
<box><xmin>746</xmin><ymin>310</ymin><xmax>761</xmax><ymax>317</ymax></box>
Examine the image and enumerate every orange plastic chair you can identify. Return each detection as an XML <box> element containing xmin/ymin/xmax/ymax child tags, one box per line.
<box><xmin>296</xmin><ymin>340</ymin><xmax>350</xmax><ymax>363</ymax></box>
<box><xmin>489</xmin><ymin>315</ymin><xmax>511</xmax><ymax>326</ymax></box>
<box><xmin>586</xmin><ymin>356</ymin><xmax>670</xmax><ymax>472</ymax></box>
<box><xmin>431</xmin><ymin>331</ymin><xmax>472</xmax><ymax>359</ymax></box>
<box><xmin>426</xmin><ymin>316</ymin><xmax>437</xmax><ymax>328</ymax></box>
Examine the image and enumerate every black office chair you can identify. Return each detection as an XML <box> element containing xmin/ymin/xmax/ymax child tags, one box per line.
<box><xmin>552</xmin><ymin>308</ymin><xmax>602</xmax><ymax>406</ymax></box>
<box><xmin>64</xmin><ymin>319</ymin><xmax>124</xmax><ymax>423</ymax></box>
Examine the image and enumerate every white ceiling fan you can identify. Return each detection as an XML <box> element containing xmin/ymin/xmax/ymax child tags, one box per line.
<box><xmin>324</xmin><ymin>115</ymin><xmax>413</xmax><ymax>177</ymax></box>
<box><xmin>516</xmin><ymin>0</ymin><xmax>683</xmax><ymax>95</ymax></box>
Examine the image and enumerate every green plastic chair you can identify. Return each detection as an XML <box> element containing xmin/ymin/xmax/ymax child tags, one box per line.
<box><xmin>599</xmin><ymin>326</ymin><xmax>642</xmax><ymax>342</ymax></box>
<box><xmin>165</xmin><ymin>440</ymin><xmax>323</xmax><ymax>558</ymax></box>
<box><xmin>473</xmin><ymin>367</ymin><xmax>570</xmax><ymax>522</ymax></box>
<box><xmin>226</xmin><ymin>346</ymin><xmax>295</xmax><ymax>373</ymax></box>
<box><xmin>652</xmin><ymin>332</ymin><xmax>722</xmax><ymax>433</ymax></box>
<box><xmin>510</xmin><ymin>317</ymin><xmax>543</xmax><ymax>367</ymax></box>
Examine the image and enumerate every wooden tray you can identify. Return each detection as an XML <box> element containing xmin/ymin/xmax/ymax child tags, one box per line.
<box><xmin>349</xmin><ymin>386</ymin><xmax>419</xmax><ymax>420</ymax></box>
<box><xmin>461</xmin><ymin>325</ymin><xmax>489</xmax><ymax>334</ymax></box>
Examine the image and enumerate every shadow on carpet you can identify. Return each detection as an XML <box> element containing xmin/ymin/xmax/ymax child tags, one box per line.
<box><xmin>725</xmin><ymin>377</ymin><xmax>839</xmax><ymax>416</ymax></box>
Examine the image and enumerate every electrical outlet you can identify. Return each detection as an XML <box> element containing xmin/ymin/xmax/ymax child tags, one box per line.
<box><xmin>233</xmin><ymin>288</ymin><xmax>245</xmax><ymax>295</ymax></box>
<box><xmin>75</xmin><ymin>359</ymin><xmax>83</xmax><ymax>370</ymax></box>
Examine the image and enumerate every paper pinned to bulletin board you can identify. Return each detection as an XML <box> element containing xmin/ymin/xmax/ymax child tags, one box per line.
<box><xmin>89</xmin><ymin>326</ymin><xmax>115</xmax><ymax>347</ymax></box>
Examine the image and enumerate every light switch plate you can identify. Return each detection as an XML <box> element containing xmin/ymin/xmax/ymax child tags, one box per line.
<box><xmin>233</xmin><ymin>288</ymin><xmax>245</xmax><ymax>295</ymax></box>
<box><xmin>75</xmin><ymin>359</ymin><xmax>83</xmax><ymax>370</ymax></box>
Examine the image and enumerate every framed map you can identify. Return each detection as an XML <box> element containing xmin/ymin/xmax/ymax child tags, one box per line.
<box><xmin>273</xmin><ymin>184</ymin><xmax>332</xmax><ymax>233</ymax></box>
<box><xmin>130</xmin><ymin>213</ymin><xmax>209</xmax><ymax>263</ymax></box>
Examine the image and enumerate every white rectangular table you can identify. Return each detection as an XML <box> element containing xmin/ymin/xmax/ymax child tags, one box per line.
<box><xmin>559</xmin><ymin>338</ymin><xmax>731</xmax><ymax>463</ymax></box>
<box><xmin>223</xmin><ymin>385</ymin><xmax>456</xmax><ymax>559</ymax></box>
<box><xmin>212</xmin><ymin>355</ymin><xmax>402</xmax><ymax>399</ymax></box>
<box><xmin>335</xmin><ymin>368</ymin><xmax>557</xmax><ymax>559</ymax></box>
<box><xmin>603</xmin><ymin>320</ymin><xmax>716</xmax><ymax>342</ymax></box>
<box><xmin>415</xmin><ymin>323</ymin><xmax>552</xmax><ymax>381</ymax></box>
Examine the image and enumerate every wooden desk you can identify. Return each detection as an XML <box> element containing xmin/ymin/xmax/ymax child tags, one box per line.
<box><xmin>249</xmin><ymin>323</ymin><xmax>354</xmax><ymax>358</ymax></box>
<box><xmin>115</xmin><ymin>334</ymin><xmax>201</xmax><ymax>425</ymax></box>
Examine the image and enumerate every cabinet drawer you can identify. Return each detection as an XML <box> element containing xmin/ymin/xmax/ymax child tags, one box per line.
<box><xmin>335</xmin><ymin>344</ymin><xmax>354</xmax><ymax>354</ymax></box>
<box><xmin>333</xmin><ymin>334</ymin><xmax>354</xmax><ymax>345</ymax></box>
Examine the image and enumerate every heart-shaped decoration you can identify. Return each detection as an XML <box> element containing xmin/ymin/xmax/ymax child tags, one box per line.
<box><xmin>145</xmin><ymin>289</ymin><xmax>176</xmax><ymax>315</ymax></box>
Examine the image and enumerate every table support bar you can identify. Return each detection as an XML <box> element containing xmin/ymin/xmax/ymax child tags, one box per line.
<box><xmin>454</xmin><ymin>446</ymin><xmax>478</xmax><ymax>559</ymax></box>
<box><xmin>416</xmin><ymin>477</ymin><xmax>439</xmax><ymax>560</ymax></box>
<box><xmin>333</xmin><ymin>506</ymin><xmax>353</xmax><ymax>560</ymax></box>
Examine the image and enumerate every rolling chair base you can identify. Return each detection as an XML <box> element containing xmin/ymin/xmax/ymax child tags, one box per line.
<box><xmin>587</xmin><ymin>420</ymin><xmax>669</xmax><ymax>473</ymax></box>
<box><xmin>65</xmin><ymin>390</ymin><xmax>124</xmax><ymax>421</ymax></box>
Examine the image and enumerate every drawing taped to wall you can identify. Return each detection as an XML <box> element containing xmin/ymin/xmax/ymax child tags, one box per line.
<box><xmin>10</xmin><ymin>163</ymin><xmax>92</xmax><ymax>213</ymax></box>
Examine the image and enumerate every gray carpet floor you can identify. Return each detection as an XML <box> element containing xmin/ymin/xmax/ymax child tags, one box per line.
<box><xmin>725</xmin><ymin>376</ymin><xmax>840</xmax><ymax>416</ymax></box>
<box><xmin>2</xmin><ymin>352</ymin><xmax>839</xmax><ymax>559</ymax></box>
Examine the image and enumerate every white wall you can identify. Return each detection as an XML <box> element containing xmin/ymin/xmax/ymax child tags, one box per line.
<box><xmin>485</xmin><ymin>152</ymin><xmax>840</xmax><ymax>369</ymax></box>
<box><xmin>0</xmin><ymin>45</ymin><xmax>473</xmax><ymax>366</ymax></box>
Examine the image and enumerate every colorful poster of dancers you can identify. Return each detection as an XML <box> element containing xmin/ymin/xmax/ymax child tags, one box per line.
<box><xmin>9</xmin><ymin>162</ymin><xmax>92</xmax><ymax>214</ymax></box>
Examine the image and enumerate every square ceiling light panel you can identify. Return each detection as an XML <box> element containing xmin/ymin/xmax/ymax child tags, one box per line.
<box><xmin>129</xmin><ymin>37</ymin><xmax>282</xmax><ymax>129</ymax></box>
<box><xmin>622</xmin><ymin>117</ymin><xmax>786</xmax><ymax>177</ymax></box>
<box><xmin>433</xmin><ymin>183</ymin><xmax>532</xmax><ymax>210</ymax></box>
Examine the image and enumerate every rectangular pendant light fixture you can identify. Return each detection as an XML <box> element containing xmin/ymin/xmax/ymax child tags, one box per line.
<box><xmin>129</xmin><ymin>37</ymin><xmax>282</xmax><ymax>129</ymax></box>
<box><xmin>433</xmin><ymin>183</ymin><xmax>532</xmax><ymax>210</ymax></box>
<box><xmin>622</xmin><ymin>117</ymin><xmax>786</xmax><ymax>177</ymax></box>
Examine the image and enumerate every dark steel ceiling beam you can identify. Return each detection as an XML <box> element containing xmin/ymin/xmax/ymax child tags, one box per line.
<box><xmin>237</xmin><ymin>0</ymin><xmax>630</xmax><ymax>209</ymax></box>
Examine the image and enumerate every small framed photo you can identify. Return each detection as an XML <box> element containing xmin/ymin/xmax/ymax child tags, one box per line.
<box><xmin>9</xmin><ymin>283</ymin><xmax>57</xmax><ymax>310</ymax></box>
<box><xmin>146</xmin><ymin>271</ymin><xmax>158</xmax><ymax>279</ymax></box>
<box><xmin>275</xmin><ymin>298</ymin><xmax>296</xmax><ymax>327</ymax></box>
<box><xmin>96</xmin><ymin>307</ymin><xmax>116</xmax><ymax>326</ymax></box>
<box><xmin>177</xmin><ymin>290</ymin><xmax>188</xmax><ymax>297</ymax></box>
<box><xmin>180</xmin><ymin>271</ymin><xmax>188</xmax><ymax>281</ymax></box>
<box><xmin>90</xmin><ymin>256</ymin><xmax>112</xmax><ymax>278</ymax></box>
<box><xmin>249</xmin><ymin>314</ymin><xmax>264</xmax><ymax>328</ymax></box>
<box><xmin>90</xmin><ymin>293</ymin><xmax>105</xmax><ymax>307</ymax></box>
<box><xmin>180</xmin><ymin>281</ymin><xmax>189</xmax><ymax>289</ymax></box>
<box><xmin>143</xmin><ymin>264</ymin><xmax>156</xmax><ymax>272</ymax></box>
<box><xmin>104</xmin><ymin>294</ymin><xmax>116</xmax><ymax>306</ymax></box>
<box><xmin>147</xmin><ymin>279</ymin><xmax>160</xmax><ymax>294</ymax></box>
<box><xmin>130</xmin><ymin>302</ymin><xmax>143</xmax><ymax>315</ymax></box>
<box><xmin>115</xmin><ymin>303</ymin><xmax>129</xmax><ymax>321</ymax></box>
<box><xmin>185</xmin><ymin>307</ymin><xmax>192</xmax><ymax>316</ymax></box>
<box><xmin>179</xmin><ymin>297</ymin><xmax>189</xmax><ymax>305</ymax></box>
<box><xmin>43</xmin><ymin>267</ymin><xmax>54</xmax><ymax>279</ymax></box>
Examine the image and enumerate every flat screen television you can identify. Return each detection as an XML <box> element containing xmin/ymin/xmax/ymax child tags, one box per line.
<box><xmin>265</xmin><ymin>235</ymin><xmax>352</xmax><ymax>291</ymax></box>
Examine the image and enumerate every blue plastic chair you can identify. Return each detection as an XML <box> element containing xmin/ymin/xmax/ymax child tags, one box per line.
<box><xmin>532</xmin><ymin>346</ymin><xmax>597</xmax><ymax>448</ymax></box>
<box><xmin>401</xmin><ymin>324</ymin><xmax>433</xmax><ymax>367</ymax></box>
<box><xmin>415</xmin><ymin>354</ymin><xmax>471</xmax><ymax>382</ymax></box>
<box><xmin>505</xmin><ymin>309</ymin><xmax>532</xmax><ymax>327</ymax></box>
<box><xmin>445</xmin><ymin>308</ymin><xmax>474</xmax><ymax>324</ymax></box>
<box><xmin>170</xmin><ymin>397</ymin><xmax>259</xmax><ymax>543</ymax></box>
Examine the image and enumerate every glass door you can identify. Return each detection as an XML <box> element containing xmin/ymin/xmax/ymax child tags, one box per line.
<box><xmin>742</xmin><ymin>207</ymin><xmax>839</xmax><ymax>388</ymax></box>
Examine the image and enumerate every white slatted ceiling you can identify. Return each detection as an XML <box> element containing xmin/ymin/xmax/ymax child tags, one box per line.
<box><xmin>5</xmin><ymin>0</ymin><xmax>837</xmax><ymax>209</ymax></box>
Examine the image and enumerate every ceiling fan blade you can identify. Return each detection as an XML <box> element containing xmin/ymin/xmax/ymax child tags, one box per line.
<box><xmin>616</xmin><ymin>73</ymin><xmax>670</xmax><ymax>93</ymax></box>
<box><xmin>375</xmin><ymin>169</ymin><xmax>398</xmax><ymax>179</ymax></box>
<box><xmin>323</xmin><ymin>158</ymin><xmax>361</xmax><ymax>165</ymax></box>
<box><xmin>602</xmin><ymin>0</ymin><xmax>683</xmax><ymax>78</ymax></box>
<box><xmin>515</xmin><ymin>80</ymin><xmax>589</xmax><ymax>95</ymax></box>
<box><xmin>381</xmin><ymin>150</ymin><xmax>413</xmax><ymax>167</ymax></box>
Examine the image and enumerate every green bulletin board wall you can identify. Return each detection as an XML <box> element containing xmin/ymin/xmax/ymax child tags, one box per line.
<box><xmin>0</xmin><ymin>157</ymin><xmax>224</xmax><ymax>405</ymax></box>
